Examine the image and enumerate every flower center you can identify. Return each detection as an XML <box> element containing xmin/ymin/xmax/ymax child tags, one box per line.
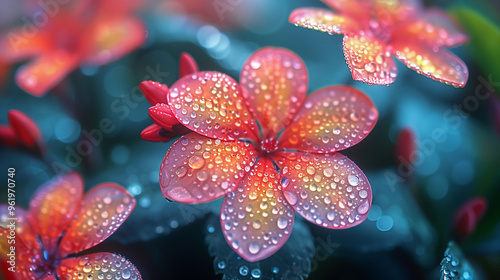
<box><xmin>260</xmin><ymin>137</ymin><xmax>278</xmax><ymax>153</ymax></box>
<box><xmin>32</xmin><ymin>235</ymin><xmax>62</xmax><ymax>278</ymax></box>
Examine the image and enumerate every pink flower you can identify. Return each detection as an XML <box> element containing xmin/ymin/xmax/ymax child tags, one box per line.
<box><xmin>155</xmin><ymin>47</ymin><xmax>377</xmax><ymax>261</ymax></box>
<box><xmin>0</xmin><ymin>172</ymin><xmax>141</xmax><ymax>280</ymax></box>
<box><xmin>0</xmin><ymin>0</ymin><xmax>146</xmax><ymax>96</ymax></box>
<box><xmin>290</xmin><ymin>0</ymin><xmax>469</xmax><ymax>87</ymax></box>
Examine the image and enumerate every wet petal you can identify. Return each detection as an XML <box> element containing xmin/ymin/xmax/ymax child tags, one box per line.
<box><xmin>179</xmin><ymin>52</ymin><xmax>200</xmax><ymax>77</ymax></box>
<box><xmin>239</xmin><ymin>47</ymin><xmax>308</xmax><ymax>137</ymax></box>
<box><xmin>321</xmin><ymin>0</ymin><xmax>370</xmax><ymax>21</ymax></box>
<box><xmin>85</xmin><ymin>17</ymin><xmax>146</xmax><ymax>65</ymax></box>
<box><xmin>59</xmin><ymin>183</ymin><xmax>135</xmax><ymax>256</ymax></box>
<box><xmin>0</xmin><ymin>207</ymin><xmax>36</xmax><ymax>249</ymax></box>
<box><xmin>139</xmin><ymin>81</ymin><xmax>168</xmax><ymax>105</ymax></box>
<box><xmin>168</xmin><ymin>72</ymin><xmax>259</xmax><ymax>142</ymax></box>
<box><xmin>391</xmin><ymin>9</ymin><xmax>468</xmax><ymax>48</ymax></box>
<box><xmin>160</xmin><ymin>133</ymin><xmax>258</xmax><ymax>204</ymax></box>
<box><xmin>289</xmin><ymin>8</ymin><xmax>360</xmax><ymax>35</ymax></box>
<box><xmin>279</xmin><ymin>86</ymin><xmax>377</xmax><ymax>153</ymax></box>
<box><xmin>15</xmin><ymin>51</ymin><xmax>80</xmax><ymax>96</ymax></box>
<box><xmin>149</xmin><ymin>103</ymin><xmax>182</xmax><ymax>130</ymax></box>
<box><xmin>141</xmin><ymin>123</ymin><xmax>175</xmax><ymax>142</ymax></box>
<box><xmin>8</xmin><ymin>110</ymin><xmax>42</xmax><ymax>150</ymax></box>
<box><xmin>277</xmin><ymin>152</ymin><xmax>372</xmax><ymax>229</ymax></box>
<box><xmin>220</xmin><ymin>158</ymin><xmax>295</xmax><ymax>262</ymax></box>
<box><xmin>343</xmin><ymin>34</ymin><xmax>397</xmax><ymax>85</ymax></box>
<box><xmin>57</xmin><ymin>253</ymin><xmax>142</xmax><ymax>280</ymax></box>
<box><xmin>0</xmin><ymin>29</ymin><xmax>48</xmax><ymax>61</ymax></box>
<box><xmin>28</xmin><ymin>172</ymin><xmax>83</xmax><ymax>251</ymax></box>
<box><xmin>206</xmin><ymin>215</ymin><xmax>314</xmax><ymax>279</ymax></box>
<box><xmin>391</xmin><ymin>41</ymin><xmax>468</xmax><ymax>87</ymax></box>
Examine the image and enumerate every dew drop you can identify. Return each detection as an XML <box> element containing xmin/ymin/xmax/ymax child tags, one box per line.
<box><xmin>175</xmin><ymin>166</ymin><xmax>188</xmax><ymax>178</ymax></box>
<box><xmin>327</xmin><ymin>212</ymin><xmax>335</xmax><ymax>221</ymax></box>
<box><xmin>306</xmin><ymin>166</ymin><xmax>315</xmax><ymax>175</ymax></box>
<box><xmin>357</xmin><ymin>200</ymin><xmax>370</xmax><ymax>215</ymax></box>
<box><xmin>284</xmin><ymin>191</ymin><xmax>297</xmax><ymax>205</ymax></box>
<box><xmin>251</xmin><ymin>268</ymin><xmax>261</xmax><ymax>279</ymax></box>
<box><xmin>277</xmin><ymin>217</ymin><xmax>288</xmax><ymax>229</ymax></box>
<box><xmin>323</xmin><ymin>167</ymin><xmax>333</xmax><ymax>177</ymax></box>
<box><xmin>248</xmin><ymin>242</ymin><xmax>260</xmax><ymax>254</ymax></box>
<box><xmin>188</xmin><ymin>155</ymin><xmax>205</xmax><ymax>169</ymax></box>
<box><xmin>348</xmin><ymin>174</ymin><xmax>359</xmax><ymax>186</ymax></box>
<box><xmin>364</xmin><ymin>62</ymin><xmax>376</xmax><ymax>73</ymax></box>
<box><xmin>359</xmin><ymin>190</ymin><xmax>368</xmax><ymax>198</ymax></box>
<box><xmin>333</xmin><ymin>127</ymin><xmax>341</xmax><ymax>135</ymax></box>
<box><xmin>250</xmin><ymin>60</ymin><xmax>261</xmax><ymax>69</ymax></box>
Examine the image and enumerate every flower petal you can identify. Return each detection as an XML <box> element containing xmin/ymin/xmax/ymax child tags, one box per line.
<box><xmin>85</xmin><ymin>17</ymin><xmax>146</xmax><ymax>65</ymax></box>
<box><xmin>391</xmin><ymin>9</ymin><xmax>468</xmax><ymax>48</ymax></box>
<box><xmin>277</xmin><ymin>152</ymin><xmax>372</xmax><ymax>229</ymax></box>
<box><xmin>139</xmin><ymin>81</ymin><xmax>168</xmax><ymax>105</ymax></box>
<box><xmin>279</xmin><ymin>86</ymin><xmax>377</xmax><ymax>153</ymax></box>
<box><xmin>59</xmin><ymin>183</ymin><xmax>135</xmax><ymax>256</ymax></box>
<box><xmin>0</xmin><ymin>207</ymin><xmax>36</xmax><ymax>249</ymax></box>
<box><xmin>8</xmin><ymin>110</ymin><xmax>42</xmax><ymax>150</ymax></box>
<box><xmin>0</xmin><ymin>125</ymin><xmax>20</xmax><ymax>148</ymax></box>
<box><xmin>149</xmin><ymin>103</ymin><xmax>182</xmax><ymax>130</ymax></box>
<box><xmin>160</xmin><ymin>133</ymin><xmax>258</xmax><ymax>204</ymax></box>
<box><xmin>168</xmin><ymin>72</ymin><xmax>259</xmax><ymax>142</ymax></box>
<box><xmin>0</xmin><ymin>29</ymin><xmax>49</xmax><ymax>61</ymax></box>
<box><xmin>140</xmin><ymin>124</ymin><xmax>174</xmax><ymax>142</ymax></box>
<box><xmin>28</xmin><ymin>172</ymin><xmax>83</xmax><ymax>251</ymax></box>
<box><xmin>289</xmin><ymin>8</ymin><xmax>360</xmax><ymax>35</ymax></box>
<box><xmin>395</xmin><ymin>127</ymin><xmax>416</xmax><ymax>167</ymax></box>
<box><xmin>220</xmin><ymin>158</ymin><xmax>295</xmax><ymax>262</ymax></box>
<box><xmin>391</xmin><ymin>41</ymin><xmax>468</xmax><ymax>87</ymax></box>
<box><xmin>321</xmin><ymin>0</ymin><xmax>370</xmax><ymax>21</ymax></box>
<box><xmin>343</xmin><ymin>34</ymin><xmax>397</xmax><ymax>85</ymax></box>
<box><xmin>239</xmin><ymin>47</ymin><xmax>308</xmax><ymax>137</ymax></box>
<box><xmin>179</xmin><ymin>52</ymin><xmax>200</xmax><ymax>77</ymax></box>
<box><xmin>15</xmin><ymin>51</ymin><xmax>80</xmax><ymax>96</ymax></box>
<box><xmin>57</xmin><ymin>253</ymin><xmax>142</xmax><ymax>280</ymax></box>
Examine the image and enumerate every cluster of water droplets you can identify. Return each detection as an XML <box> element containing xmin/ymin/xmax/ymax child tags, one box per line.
<box><xmin>160</xmin><ymin>134</ymin><xmax>257</xmax><ymax>203</ymax></box>
<box><xmin>220</xmin><ymin>160</ymin><xmax>294</xmax><ymax>261</ymax></box>
<box><xmin>60</xmin><ymin>187</ymin><xmax>135</xmax><ymax>255</ymax></box>
<box><xmin>440</xmin><ymin>241</ymin><xmax>475</xmax><ymax>280</ymax></box>
<box><xmin>281</xmin><ymin>86</ymin><xmax>377</xmax><ymax>153</ymax></box>
<box><xmin>344</xmin><ymin>34</ymin><xmax>397</xmax><ymax>85</ymax></box>
<box><xmin>392</xmin><ymin>44</ymin><xmax>467</xmax><ymax>87</ymax></box>
<box><xmin>58</xmin><ymin>253</ymin><xmax>140</xmax><ymax>280</ymax></box>
<box><xmin>278</xmin><ymin>152</ymin><xmax>371</xmax><ymax>228</ymax></box>
<box><xmin>169</xmin><ymin>72</ymin><xmax>256</xmax><ymax>141</ymax></box>
<box><xmin>290</xmin><ymin>8</ymin><xmax>344</xmax><ymax>34</ymax></box>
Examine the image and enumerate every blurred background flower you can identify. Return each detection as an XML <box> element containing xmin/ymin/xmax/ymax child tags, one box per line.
<box><xmin>0</xmin><ymin>0</ymin><xmax>499</xmax><ymax>279</ymax></box>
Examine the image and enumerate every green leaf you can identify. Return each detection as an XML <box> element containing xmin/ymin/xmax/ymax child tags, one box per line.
<box><xmin>440</xmin><ymin>241</ymin><xmax>481</xmax><ymax>280</ymax></box>
<box><xmin>450</xmin><ymin>7</ymin><xmax>500</xmax><ymax>96</ymax></box>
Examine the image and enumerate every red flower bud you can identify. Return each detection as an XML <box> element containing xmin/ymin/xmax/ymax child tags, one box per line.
<box><xmin>179</xmin><ymin>52</ymin><xmax>199</xmax><ymax>78</ymax></box>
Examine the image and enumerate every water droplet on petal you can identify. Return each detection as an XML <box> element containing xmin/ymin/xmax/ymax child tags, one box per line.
<box><xmin>358</xmin><ymin>200</ymin><xmax>370</xmax><ymax>215</ymax></box>
<box><xmin>188</xmin><ymin>155</ymin><xmax>205</xmax><ymax>169</ymax></box>
<box><xmin>348</xmin><ymin>174</ymin><xmax>359</xmax><ymax>186</ymax></box>
<box><xmin>249</xmin><ymin>242</ymin><xmax>260</xmax><ymax>254</ymax></box>
<box><xmin>277</xmin><ymin>217</ymin><xmax>288</xmax><ymax>229</ymax></box>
